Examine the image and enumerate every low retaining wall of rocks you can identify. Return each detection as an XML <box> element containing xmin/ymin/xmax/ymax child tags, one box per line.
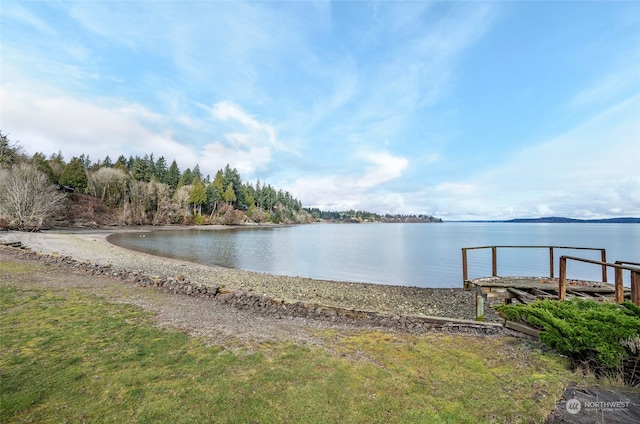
<box><xmin>1</xmin><ymin>245</ymin><xmax>510</xmax><ymax>336</ymax></box>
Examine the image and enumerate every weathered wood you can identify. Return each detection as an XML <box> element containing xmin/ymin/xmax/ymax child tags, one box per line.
<box><xmin>505</xmin><ymin>321</ymin><xmax>540</xmax><ymax>338</ymax></box>
<box><xmin>491</xmin><ymin>247</ymin><xmax>497</xmax><ymax>277</ymax></box>
<box><xmin>507</xmin><ymin>287</ymin><xmax>536</xmax><ymax>303</ymax></box>
<box><xmin>463</xmin><ymin>246</ymin><xmax>640</xmax><ymax>307</ymax></box>
<box><xmin>601</xmin><ymin>249</ymin><xmax>608</xmax><ymax>282</ymax></box>
<box><xmin>632</xmin><ymin>271</ymin><xmax>640</xmax><ymax>306</ymax></box>
<box><xmin>483</xmin><ymin>287</ymin><xmax>513</xmax><ymax>300</ymax></box>
<box><xmin>615</xmin><ymin>267</ymin><xmax>624</xmax><ymax>303</ymax></box>
<box><xmin>566</xmin><ymin>290</ymin><xmax>591</xmax><ymax>298</ymax></box>
<box><xmin>564</xmin><ymin>286</ymin><xmax>618</xmax><ymax>294</ymax></box>
<box><xmin>532</xmin><ymin>288</ymin><xmax>557</xmax><ymax>298</ymax></box>
<box><xmin>559</xmin><ymin>257</ymin><xmax>567</xmax><ymax>301</ymax></box>
<box><xmin>462</xmin><ymin>248</ymin><xmax>469</xmax><ymax>288</ymax></box>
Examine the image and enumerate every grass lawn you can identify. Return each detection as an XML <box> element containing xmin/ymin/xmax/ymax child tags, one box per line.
<box><xmin>0</xmin><ymin>259</ymin><xmax>592</xmax><ymax>423</ymax></box>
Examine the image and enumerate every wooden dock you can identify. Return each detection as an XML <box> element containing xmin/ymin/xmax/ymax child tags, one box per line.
<box><xmin>462</xmin><ymin>246</ymin><xmax>640</xmax><ymax>321</ymax></box>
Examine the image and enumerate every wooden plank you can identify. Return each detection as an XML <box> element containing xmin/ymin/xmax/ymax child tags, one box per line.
<box><xmin>567</xmin><ymin>290</ymin><xmax>591</xmax><ymax>298</ymax></box>
<box><xmin>531</xmin><ymin>288</ymin><xmax>556</xmax><ymax>298</ymax></box>
<box><xmin>564</xmin><ymin>286</ymin><xmax>616</xmax><ymax>294</ymax></box>
<box><xmin>507</xmin><ymin>287</ymin><xmax>536</xmax><ymax>302</ymax></box>
<box><xmin>505</xmin><ymin>321</ymin><xmax>540</xmax><ymax>338</ymax></box>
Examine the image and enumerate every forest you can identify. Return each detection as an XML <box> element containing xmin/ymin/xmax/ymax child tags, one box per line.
<box><xmin>0</xmin><ymin>132</ymin><xmax>441</xmax><ymax>230</ymax></box>
<box><xmin>0</xmin><ymin>132</ymin><xmax>310</xmax><ymax>230</ymax></box>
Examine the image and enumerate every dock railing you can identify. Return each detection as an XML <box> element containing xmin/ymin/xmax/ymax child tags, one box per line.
<box><xmin>461</xmin><ymin>245</ymin><xmax>607</xmax><ymax>286</ymax></box>
<box><xmin>559</xmin><ymin>257</ymin><xmax>640</xmax><ymax>305</ymax></box>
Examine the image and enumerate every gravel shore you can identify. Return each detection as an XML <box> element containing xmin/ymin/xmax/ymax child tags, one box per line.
<box><xmin>0</xmin><ymin>226</ymin><xmax>499</xmax><ymax>322</ymax></box>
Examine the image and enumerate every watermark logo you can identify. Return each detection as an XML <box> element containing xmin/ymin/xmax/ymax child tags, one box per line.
<box><xmin>566</xmin><ymin>398</ymin><xmax>581</xmax><ymax>414</ymax></box>
<box><xmin>565</xmin><ymin>397</ymin><xmax>631</xmax><ymax>415</ymax></box>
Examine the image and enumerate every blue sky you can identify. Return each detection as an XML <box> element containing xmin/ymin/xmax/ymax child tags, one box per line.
<box><xmin>1</xmin><ymin>1</ymin><xmax>638</xmax><ymax>220</ymax></box>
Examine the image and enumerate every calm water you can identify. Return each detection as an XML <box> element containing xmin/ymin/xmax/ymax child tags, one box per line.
<box><xmin>108</xmin><ymin>223</ymin><xmax>640</xmax><ymax>288</ymax></box>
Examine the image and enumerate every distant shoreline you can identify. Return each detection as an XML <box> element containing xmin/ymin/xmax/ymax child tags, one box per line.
<box><xmin>450</xmin><ymin>217</ymin><xmax>640</xmax><ymax>224</ymax></box>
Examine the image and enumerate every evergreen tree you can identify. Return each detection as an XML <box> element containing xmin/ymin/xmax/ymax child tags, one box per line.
<box><xmin>222</xmin><ymin>164</ymin><xmax>243</xmax><ymax>206</ymax></box>
<box><xmin>115</xmin><ymin>155</ymin><xmax>127</xmax><ymax>169</ymax></box>
<box><xmin>192</xmin><ymin>164</ymin><xmax>202</xmax><ymax>183</ymax></box>
<box><xmin>155</xmin><ymin>156</ymin><xmax>168</xmax><ymax>182</ymax></box>
<box><xmin>206</xmin><ymin>170</ymin><xmax>224</xmax><ymax>212</ymax></box>
<box><xmin>31</xmin><ymin>152</ymin><xmax>56</xmax><ymax>183</ymax></box>
<box><xmin>165</xmin><ymin>160</ymin><xmax>181</xmax><ymax>190</ymax></box>
<box><xmin>0</xmin><ymin>131</ymin><xmax>24</xmax><ymax>165</ymax></box>
<box><xmin>59</xmin><ymin>157</ymin><xmax>88</xmax><ymax>190</ymax></box>
<box><xmin>131</xmin><ymin>157</ymin><xmax>149</xmax><ymax>181</ymax></box>
<box><xmin>178</xmin><ymin>168</ymin><xmax>193</xmax><ymax>187</ymax></box>
<box><xmin>260</xmin><ymin>184</ymin><xmax>277</xmax><ymax>211</ymax></box>
<box><xmin>47</xmin><ymin>151</ymin><xmax>66</xmax><ymax>183</ymax></box>
<box><xmin>189</xmin><ymin>179</ymin><xmax>207</xmax><ymax>215</ymax></box>
<box><xmin>102</xmin><ymin>155</ymin><xmax>113</xmax><ymax>168</ymax></box>
<box><xmin>223</xmin><ymin>183</ymin><xmax>236</xmax><ymax>205</ymax></box>
<box><xmin>78</xmin><ymin>154</ymin><xmax>91</xmax><ymax>169</ymax></box>
<box><xmin>147</xmin><ymin>154</ymin><xmax>156</xmax><ymax>181</ymax></box>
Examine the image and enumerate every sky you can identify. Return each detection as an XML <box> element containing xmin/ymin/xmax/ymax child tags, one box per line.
<box><xmin>1</xmin><ymin>1</ymin><xmax>639</xmax><ymax>220</ymax></box>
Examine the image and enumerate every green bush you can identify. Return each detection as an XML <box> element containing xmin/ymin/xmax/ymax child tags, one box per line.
<box><xmin>496</xmin><ymin>300</ymin><xmax>640</xmax><ymax>373</ymax></box>
<box><xmin>193</xmin><ymin>214</ymin><xmax>205</xmax><ymax>225</ymax></box>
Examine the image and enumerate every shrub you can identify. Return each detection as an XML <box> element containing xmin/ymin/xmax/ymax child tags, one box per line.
<box><xmin>496</xmin><ymin>299</ymin><xmax>640</xmax><ymax>383</ymax></box>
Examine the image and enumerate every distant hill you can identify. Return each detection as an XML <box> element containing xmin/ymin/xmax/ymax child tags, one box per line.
<box><xmin>505</xmin><ymin>217</ymin><xmax>640</xmax><ymax>224</ymax></box>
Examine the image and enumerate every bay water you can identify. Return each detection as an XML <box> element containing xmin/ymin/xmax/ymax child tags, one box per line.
<box><xmin>108</xmin><ymin>223</ymin><xmax>640</xmax><ymax>288</ymax></box>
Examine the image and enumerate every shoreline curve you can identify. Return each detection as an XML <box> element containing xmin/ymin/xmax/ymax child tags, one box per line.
<box><xmin>0</xmin><ymin>226</ymin><xmax>499</xmax><ymax>322</ymax></box>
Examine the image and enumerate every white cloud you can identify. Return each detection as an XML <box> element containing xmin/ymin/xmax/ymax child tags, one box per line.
<box><xmin>570</xmin><ymin>69</ymin><xmax>638</xmax><ymax>108</ymax></box>
<box><xmin>211</xmin><ymin>101</ymin><xmax>284</xmax><ymax>150</ymax></box>
<box><xmin>3</xmin><ymin>3</ymin><xmax>55</xmax><ymax>35</ymax></box>
<box><xmin>0</xmin><ymin>82</ymin><xmax>198</xmax><ymax>167</ymax></box>
<box><xmin>428</xmin><ymin>93</ymin><xmax>640</xmax><ymax>220</ymax></box>
<box><xmin>289</xmin><ymin>150</ymin><xmax>409</xmax><ymax>211</ymax></box>
<box><xmin>358</xmin><ymin>150</ymin><xmax>409</xmax><ymax>188</ymax></box>
<box><xmin>200</xmin><ymin>142</ymin><xmax>271</xmax><ymax>177</ymax></box>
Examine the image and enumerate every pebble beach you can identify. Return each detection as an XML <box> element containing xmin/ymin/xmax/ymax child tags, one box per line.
<box><xmin>0</xmin><ymin>226</ymin><xmax>499</xmax><ymax>322</ymax></box>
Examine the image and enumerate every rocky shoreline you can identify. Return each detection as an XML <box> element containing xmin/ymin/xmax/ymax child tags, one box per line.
<box><xmin>0</xmin><ymin>227</ymin><xmax>503</xmax><ymax>326</ymax></box>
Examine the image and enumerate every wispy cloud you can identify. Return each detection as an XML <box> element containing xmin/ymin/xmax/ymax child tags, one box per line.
<box><xmin>0</xmin><ymin>81</ymin><xmax>198</xmax><ymax>167</ymax></box>
<box><xmin>289</xmin><ymin>149</ymin><xmax>409</xmax><ymax>210</ymax></box>
<box><xmin>1</xmin><ymin>1</ymin><xmax>638</xmax><ymax>219</ymax></box>
<box><xmin>429</xmin><ymin>92</ymin><xmax>640</xmax><ymax>220</ymax></box>
<box><xmin>570</xmin><ymin>66</ymin><xmax>640</xmax><ymax>109</ymax></box>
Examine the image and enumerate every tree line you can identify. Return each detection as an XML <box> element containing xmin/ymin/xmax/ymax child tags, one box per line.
<box><xmin>304</xmin><ymin>208</ymin><xmax>442</xmax><ymax>223</ymax></box>
<box><xmin>0</xmin><ymin>132</ymin><xmax>310</xmax><ymax>230</ymax></box>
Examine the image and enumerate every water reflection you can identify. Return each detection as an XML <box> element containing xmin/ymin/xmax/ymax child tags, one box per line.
<box><xmin>108</xmin><ymin>223</ymin><xmax>639</xmax><ymax>288</ymax></box>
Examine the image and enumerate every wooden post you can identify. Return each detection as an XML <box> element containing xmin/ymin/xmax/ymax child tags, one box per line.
<box><xmin>462</xmin><ymin>249</ymin><xmax>468</xmax><ymax>289</ymax></box>
<box><xmin>632</xmin><ymin>271</ymin><xmax>640</xmax><ymax>306</ymax></box>
<box><xmin>601</xmin><ymin>249</ymin><xmax>608</xmax><ymax>282</ymax></box>
<box><xmin>559</xmin><ymin>256</ymin><xmax>567</xmax><ymax>301</ymax></box>
<box><xmin>549</xmin><ymin>247</ymin><xmax>554</xmax><ymax>279</ymax></box>
<box><xmin>492</xmin><ymin>247</ymin><xmax>497</xmax><ymax>277</ymax></box>
<box><xmin>475</xmin><ymin>286</ymin><xmax>485</xmax><ymax>321</ymax></box>
<box><xmin>615</xmin><ymin>267</ymin><xmax>624</xmax><ymax>303</ymax></box>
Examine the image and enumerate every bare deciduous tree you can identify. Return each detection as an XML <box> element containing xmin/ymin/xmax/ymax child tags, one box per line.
<box><xmin>0</xmin><ymin>163</ymin><xmax>65</xmax><ymax>230</ymax></box>
<box><xmin>88</xmin><ymin>167</ymin><xmax>129</xmax><ymax>206</ymax></box>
